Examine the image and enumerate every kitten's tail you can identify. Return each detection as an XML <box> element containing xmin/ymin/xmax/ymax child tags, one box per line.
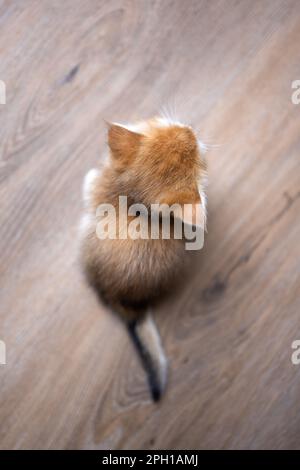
<box><xmin>127</xmin><ymin>313</ymin><xmax>168</xmax><ymax>402</ymax></box>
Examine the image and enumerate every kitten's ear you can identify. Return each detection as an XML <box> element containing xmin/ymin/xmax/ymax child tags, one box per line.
<box><xmin>107</xmin><ymin>123</ymin><xmax>142</xmax><ymax>163</ymax></box>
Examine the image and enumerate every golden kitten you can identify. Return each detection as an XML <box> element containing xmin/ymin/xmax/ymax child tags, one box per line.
<box><xmin>80</xmin><ymin>116</ymin><xmax>207</xmax><ymax>401</ymax></box>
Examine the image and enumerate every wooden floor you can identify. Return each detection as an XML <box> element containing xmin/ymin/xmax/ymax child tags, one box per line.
<box><xmin>0</xmin><ymin>0</ymin><xmax>300</xmax><ymax>450</ymax></box>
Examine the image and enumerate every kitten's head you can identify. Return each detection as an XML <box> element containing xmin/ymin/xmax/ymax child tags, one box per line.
<box><xmin>107</xmin><ymin>117</ymin><xmax>207</xmax><ymax>227</ymax></box>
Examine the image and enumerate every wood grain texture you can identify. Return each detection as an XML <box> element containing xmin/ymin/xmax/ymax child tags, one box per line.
<box><xmin>0</xmin><ymin>0</ymin><xmax>300</xmax><ymax>449</ymax></box>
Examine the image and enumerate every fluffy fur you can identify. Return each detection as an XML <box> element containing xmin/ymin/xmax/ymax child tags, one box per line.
<box><xmin>80</xmin><ymin>116</ymin><xmax>207</xmax><ymax>401</ymax></box>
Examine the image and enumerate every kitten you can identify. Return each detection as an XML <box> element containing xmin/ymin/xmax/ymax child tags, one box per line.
<box><xmin>80</xmin><ymin>116</ymin><xmax>207</xmax><ymax>401</ymax></box>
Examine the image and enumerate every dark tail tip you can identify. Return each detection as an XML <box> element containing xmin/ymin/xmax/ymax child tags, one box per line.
<box><xmin>151</xmin><ymin>384</ymin><xmax>161</xmax><ymax>402</ymax></box>
<box><xmin>127</xmin><ymin>320</ymin><xmax>162</xmax><ymax>403</ymax></box>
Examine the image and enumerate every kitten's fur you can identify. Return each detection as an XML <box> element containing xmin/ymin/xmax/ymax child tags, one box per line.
<box><xmin>80</xmin><ymin>116</ymin><xmax>207</xmax><ymax>401</ymax></box>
